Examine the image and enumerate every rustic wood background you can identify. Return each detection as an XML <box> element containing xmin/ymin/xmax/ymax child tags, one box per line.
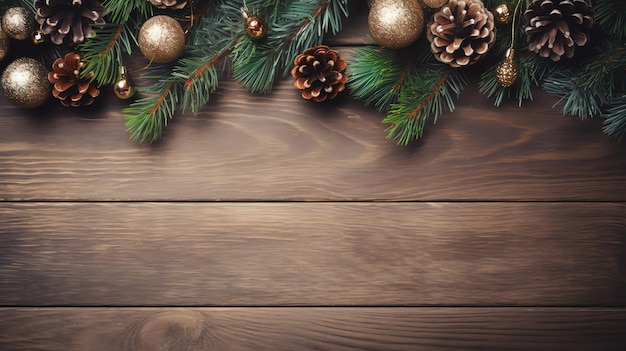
<box><xmin>2</xmin><ymin>2</ymin><xmax>626</xmax><ymax>350</ymax></box>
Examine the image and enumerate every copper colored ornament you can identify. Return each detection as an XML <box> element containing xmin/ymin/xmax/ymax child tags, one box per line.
<box><xmin>1</xmin><ymin>7</ymin><xmax>38</xmax><ymax>41</ymax></box>
<box><xmin>422</xmin><ymin>0</ymin><xmax>449</xmax><ymax>8</ymax></box>
<box><xmin>1</xmin><ymin>57</ymin><xmax>50</xmax><ymax>109</ymax></box>
<box><xmin>245</xmin><ymin>15</ymin><xmax>267</xmax><ymax>40</ymax></box>
<box><xmin>496</xmin><ymin>48</ymin><xmax>518</xmax><ymax>87</ymax></box>
<box><xmin>114</xmin><ymin>66</ymin><xmax>135</xmax><ymax>99</ymax></box>
<box><xmin>493</xmin><ymin>2</ymin><xmax>512</xmax><ymax>25</ymax></box>
<box><xmin>0</xmin><ymin>26</ymin><xmax>9</xmax><ymax>61</ymax></box>
<box><xmin>138</xmin><ymin>15</ymin><xmax>186</xmax><ymax>64</ymax></box>
<box><xmin>368</xmin><ymin>0</ymin><xmax>425</xmax><ymax>49</ymax></box>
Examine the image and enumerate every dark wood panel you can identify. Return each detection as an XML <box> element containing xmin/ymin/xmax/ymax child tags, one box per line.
<box><xmin>1</xmin><ymin>307</ymin><xmax>625</xmax><ymax>350</ymax></box>
<box><xmin>1</xmin><ymin>78</ymin><xmax>625</xmax><ymax>201</ymax></box>
<box><xmin>1</xmin><ymin>202</ymin><xmax>624</xmax><ymax>306</ymax></box>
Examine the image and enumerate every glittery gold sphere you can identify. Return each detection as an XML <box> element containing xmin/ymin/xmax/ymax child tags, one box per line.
<box><xmin>422</xmin><ymin>0</ymin><xmax>449</xmax><ymax>8</ymax></box>
<box><xmin>138</xmin><ymin>15</ymin><xmax>185</xmax><ymax>64</ymax></box>
<box><xmin>0</xmin><ymin>26</ymin><xmax>9</xmax><ymax>61</ymax></box>
<box><xmin>496</xmin><ymin>48</ymin><xmax>518</xmax><ymax>87</ymax></box>
<box><xmin>493</xmin><ymin>3</ymin><xmax>512</xmax><ymax>25</ymax></box>
<box><xmin>1</xmin><ymin>7</ymin><xmax>38</xmax><ymax>41</ymax></box>
<box><xmin>1</xmin><ymin>57</ymin><xmax>50</xmax><ymax>108</ymax></box>
<box><xmin>368</xmin><ymin>0</ymin><xmax>425</xmax><ymax>49</ymax></box>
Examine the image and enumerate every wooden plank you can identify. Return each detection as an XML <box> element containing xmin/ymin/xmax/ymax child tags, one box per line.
<box><xmin>1</xmin><ymin>80</ymin><xmax>625</xmax><ymax>201</ymax></box>
<box><xmin>1</xmin><ymin>202</ymin><xmax>624</xmax><ymax>306</ymax></box>
<box><xmin>1</xmin><ymin>307</ymin><xmax>625</xmax><ymax>350</ymax></box>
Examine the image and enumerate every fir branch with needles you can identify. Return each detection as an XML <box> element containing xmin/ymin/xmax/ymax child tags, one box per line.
<box><xmin>232</xmin><ymin>0</ymin><xmax>349</xmax><ymax>94</ymax></box>
<box><xmin>384</xmin><ymin>66</ymin><xmax>468</xmax><ymax>145</ymax></box>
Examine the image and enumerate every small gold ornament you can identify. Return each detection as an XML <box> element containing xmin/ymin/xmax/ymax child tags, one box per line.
<box><xmin>113</xmin><ymin>66</ymin><xmax>135</xmax><ymax>99</ymax></box>
<box><xmin>493</xmin><ymin>2</ymin><xmax>512</xmax><ymax>25</ymax></box>
<box><xmin>0</xmin><ymin>26</ymin><xmax>9</xmax><ymax>61</ymax></box>
<box><xmin>422</xmin><ymin>0</ymin><xmax>449</xmax><ymax>8</ymax></box>
<box><xmin>32</xmin><ymin>29</ymin><xmax>45</xmax><ymax>44</ymax></box>
<box><xmin>368</xmin><ymin>0</ymin><xmax>425</xmax><ymax>49</ymax></box>
<box><xmin>1</xmin><ymin>7</ymin><xmax>38</xmax><ymax>41</ymax></box>
<box><xmin>1</xmin><ymin>57</ymin><xmax>50</xmax><ymax>109</ymax></box>
<box><xmin>495</xmin><ymin>48</ymin><xmax>518</xmax><ymax>87</ymax></box>
<box><xmin>242</xmin><ymin>7</ymin><xmax>267</xmax><ymax>40</ymax></box>
<box><xmin>138</xmin><ymin>15</ymin><xmax>186</xmax><ymax>64</ymax></box>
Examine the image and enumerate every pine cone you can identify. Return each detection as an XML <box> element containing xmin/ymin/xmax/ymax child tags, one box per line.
<box><xmin>291</xmin><ymin>45</ymin><xmax>347</xmax><ymax>102</ymax></box>
<box><xmin>35</xmin><ymin>0</ymin><xmax>107</xmax><ymax>45</ymax></box>
<box><xmin>48</xmin><ymin>53</ymin><xmax>100</xmax><ymax>107</ymax></box>
<box><xmin>524</xmin><ymin>0</ymin><xmax>594</xmax><ymax>61</ymax></box>
<box><xmin>149</xmin><ymin>0</ymin><xmax>188</xmax><ymax>10</ymax></box>
<box><xmin>426</xmin><ymin>0</ymin><xmax>496</xmax><ymax>67</ymax></box>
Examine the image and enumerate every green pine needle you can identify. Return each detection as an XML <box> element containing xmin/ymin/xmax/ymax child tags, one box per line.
<box><xmin>384</xmin><ymin>67</ymin><xmax>468</xmax><ymax>145</ymax></box>
<box><xmin>602</xmin><ymin>95</ymin><xmax>626</xmax><ymax>141</ymax></box>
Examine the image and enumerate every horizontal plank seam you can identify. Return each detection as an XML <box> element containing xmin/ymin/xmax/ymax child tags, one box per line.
<box><xmin>1</xmin><ymin>200</ymin><xmax>626</xmax><ymax>204</ymax></box>
<box><xmin>3</xmin><ymin>305</ymin><xmax>626</xmax><ymax>308</ymax></box>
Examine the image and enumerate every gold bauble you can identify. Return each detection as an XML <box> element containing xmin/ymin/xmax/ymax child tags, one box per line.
<box><xmin>0</xmin><ymin>25</ymin><xmax>9</xmax><ymax>61</ymax></box>
<box><xmin>138</xmin><ymin>15</ymin><xmax>186</xmax><ymax>64</ymax></box>
<box><xmin>496</xmin><ymin>48</ymin><xmax>518</xmax><ymax>87</ymax></box>
<box><xmin>1</xmin><ymin>57</ymin><xmax>50</xmax><ymax>109</ymax></box>
<box><xmin>113</xmin><ymin>66</ymin><xmax>135</xmax><ymax>99</ymax></box>
<box><xmin>422</xmin><ymin>0</ymin><xmax>449</xmax><ymax>8</ymax></box>
<box><xmin>368</xmin><ymin>0</ymin><xmax>425</xmax><ymax>49</ymax></box>
<box><xmin>493</xmin><ymin>3</ymin><xmax>512</xmax><ymax>25</ymax></box>
<box><xmin>1</xmin><ymin>7</ymin><xmax>38</xmax><ymax>41</ymax></box>
<box><xmin>245</xmin><ymin>15</ymin><xmax>267</xmax><ymax>40</ymax></box>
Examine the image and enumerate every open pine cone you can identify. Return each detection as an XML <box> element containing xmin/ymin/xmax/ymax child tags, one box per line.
<box><xmin>524</xmin><ymin>0</ymin><xmax>594</xmax><ymax>61</ymax></box>
<box><xmin>426</xmin><ymin>0</ymin><xmax>496</xmax><ymax>67</ymax></box>
<box><xmin>48</xmin><ymin>53</ymin><xmax>100</xmax><ymax>107</ymax></box>
<box><xmin>149</xmin><ymin>0</ymin><xmax>188</xmax><ymax>10</ymax></box>
<box><xmin>35</xmin><ymin>0</ymin><xmax>107</xmax><ymax>45</ymax></box>
<box><xmin>291</xmin><ymin>45</ymin><xmax>347</xmax><ymax>102</ymax></box>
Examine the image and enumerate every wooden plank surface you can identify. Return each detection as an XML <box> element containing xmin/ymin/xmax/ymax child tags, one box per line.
<box><xmin>1</xmin><ymin>307</ymin><xmax>625</xmax><ymax>350</ymax></box>
<box><xmin>1</xmin><ymin>80</ymin><xmax>625</xmax><ymax>201</ymax></box>
<box><xmin>1</xmin><ymin>202</ymin><xmax>624</xmax><ymax>306</ymax></box>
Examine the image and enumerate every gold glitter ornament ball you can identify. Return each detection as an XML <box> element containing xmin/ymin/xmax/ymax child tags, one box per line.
<box><xmin>1</xmin><ymin>7</ymin><xmax>38</xmax><ymax>41</ymax></box>
<box><xmin>0</xmin><ymin>26</ymin><xmax>9</xmax><ymax>61</ymax></box>
<box><xmin>368</xmin><ymin>0</ymin><xmax>425</xmax><ymax>49</ymax></box>
<box><xmin>1</xmin><ymin>57</ymin><xmax>50</xmax><ymax>109</ymax></box>
<box><xmin>138</xmin><ymin>15</ymin><xmax>185</xmax><ymax>64</ymax></box>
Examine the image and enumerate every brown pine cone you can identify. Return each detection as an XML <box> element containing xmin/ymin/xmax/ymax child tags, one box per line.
<box><xmin>48</xmin><ymin>53</ymin><xmax>100</xmax><ymax>107</ymax></box>
<box><xmin>149</xmin><ymin>0</ymin><xmax>188</xmax><ymax>10</ymax></box>
<box><xmin>426</xmin><ymin>0</ymin><xmax>496</xmax><ymax>67</ymax></box>
<box><xmin>524</xmin><ymin>0</ymin><xmax>594</xmax><ymax>61</ymax></box>
<box><xmin>35</xmin><ymin>0</ymin><xmax>107</xmax><ymax>45</ymax></box>
<box><xmin>291</xmin><ymin>45</ymin><xmax>347</xmax><ymax>102</ymax></box>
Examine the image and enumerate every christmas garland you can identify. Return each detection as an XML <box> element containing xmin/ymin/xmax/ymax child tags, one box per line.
<box><xmin>0</xmin><ymin>0</ymin><xmax>625</xmax><ymax>146</ymax></box>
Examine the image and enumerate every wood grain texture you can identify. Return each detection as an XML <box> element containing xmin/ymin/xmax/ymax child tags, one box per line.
<box><xmin>1</xmin><ymin>307</ymin><xmax>625</xmax><ymax>350</ymax></box>
<box><xmin>1</xmin><ymin>80</ymin><xmax>625</xmax><ymax>201</ymax></box>
<box><xmin>1</xmin><ymin>202</ymin><xmax>624</xmax><ymax>306</ymax></box>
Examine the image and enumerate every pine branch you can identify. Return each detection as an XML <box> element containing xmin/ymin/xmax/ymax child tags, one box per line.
<box><xmin>232</xmin><ymin>0</ymin><xmax>349</xmax><ymax>94</ymax></box>
<box><xmin>384</xmin><ymin>66</ymin><xmax>468</xmax><ymax>145</ymax></box>
<box><xmin>594</xmin><ymin>0</ymin><xmax>626</xmax><ymax>42</ymax></box>
<box><xmin>543</xmin><ymin>45</ymin><xmax>626</xmax><ymax>119</ymax></box>
<box><xmin>602</xmin><ymin>94</ymin><xmax>626</xmax><ymax>141</ymax></box>
<box><xmin>348</xmin><ymin>40</ymin><xmax>436</xmax><ymax>112</ymax></box>
<box><xmin>79</xmin><ymin>1</ymin><xmax>151</xmax><ymax>85</ymax></box>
